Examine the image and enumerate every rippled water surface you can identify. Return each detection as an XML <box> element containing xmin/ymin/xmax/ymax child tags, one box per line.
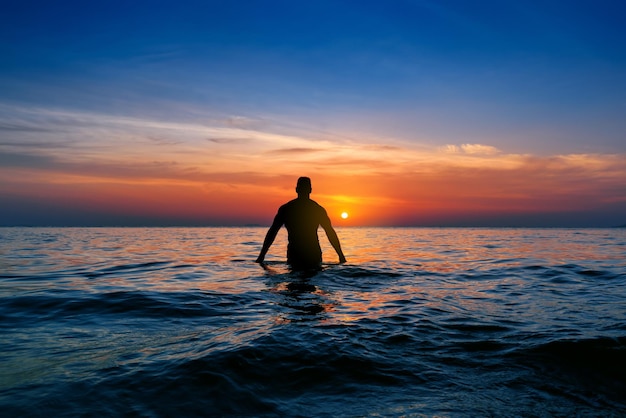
<box><xmin>1</xmin><ymin>227</ymin><xmax>625</xmax><ymax>417</ymax></box>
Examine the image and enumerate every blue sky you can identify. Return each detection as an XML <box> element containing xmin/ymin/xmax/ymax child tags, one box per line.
<box><xmin>3</xmin><ymin>0</ymin><xmax>625</xmax><ymax>151</ymax></box>
<box><xmin>1</xmin><ymin>0</ymin><xmax>625</xmax><ymax>226</ymax></box>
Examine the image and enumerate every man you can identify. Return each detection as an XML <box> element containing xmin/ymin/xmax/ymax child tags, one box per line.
<box><xmin>256</xmin><ymin>177</ymin><xmax>346</xmax><ymax>269</ymax></box>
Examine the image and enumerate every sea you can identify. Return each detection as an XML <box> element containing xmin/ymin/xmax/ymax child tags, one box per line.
<box><xmin>1</xmin><ymin>227</ymin><xmax>625</xmax><ymax>417</ymax></box>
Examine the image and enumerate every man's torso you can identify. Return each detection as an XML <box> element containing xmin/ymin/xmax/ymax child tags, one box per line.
<box><xmin>278</xmin><ymin>198</ymin><xmax>326</xmax><ymax>265</ymax></box>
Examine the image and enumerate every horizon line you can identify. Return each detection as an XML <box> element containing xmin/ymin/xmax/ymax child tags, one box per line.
<box><xmin>2</xmin><ymin>224</ymin><xmax>624</xmax><ymax>229</ymax></box>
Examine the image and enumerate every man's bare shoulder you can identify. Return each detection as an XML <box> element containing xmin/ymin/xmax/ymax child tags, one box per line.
<box><xmin>279</xmin><ymin>198</ymin><xmax>301</xmax><ymax>210</ymax></box>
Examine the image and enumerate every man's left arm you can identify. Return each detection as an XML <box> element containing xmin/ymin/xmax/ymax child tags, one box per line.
<box><xmin>321</xmin><ymin>215</ymin><xmax>346</xmax><ymax>263</ymax></box>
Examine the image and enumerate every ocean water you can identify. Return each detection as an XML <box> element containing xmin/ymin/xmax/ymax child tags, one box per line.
<box><xmin>1</xmin><ymin>227</ymin><xmax>625</xmax><ymax>417</ymax></box>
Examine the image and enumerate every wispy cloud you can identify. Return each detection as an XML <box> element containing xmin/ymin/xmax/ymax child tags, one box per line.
<box><xmin>265</xmin><ymin>147</ymin><xmax>324</xmax><ymax>155</ymax></box>
<box><xmin>440</xmin><ymin>143</ymin><xmax>501</xmax><ymax>155</ymax></box>
<box><xmin>1</xmin><ymin>103</ymin><xmax>625</xmax><ymax>226</ymax></box>
<box><xmin>0</xmin><ymin>122</ymin><xmax>55</xmax><ymax>133</ymax></box>
<box><xmin>0</xmin><ymin>151</ymin><xmax>57</xmax><ymax>169</ymax></box>
<box><xmin>207</xmin><ymin>137</ymin><xmax>251</xmax><ymax>144</ymax></box>
<box><xmin>223</xmin><ymin>116</ymin><xmax>267</xmax><ymax>130</ymax></box>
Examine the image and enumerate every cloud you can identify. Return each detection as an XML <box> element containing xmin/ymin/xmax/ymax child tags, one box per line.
<box><xmin>461</xmin><ymin>144</ymin><xmax>500</xmax><ymax>155</ymax></box>
<box><xmin>0</xmin><ymin>122</ymin><xmax>55</xmax><ymax>133</ymax></box>
<box><xmin>0</xmin><ymin>151</ymin><xmax>57</xmax><ymax>168</ymax></box>
<box><xmin>224</xmin><ymin>116</ymin><xmax>266</xmax><ymax>130</ymax></box>
<box><xmin>439</xmin><ymin>143</ymin><xmax>501</xmax><ymax>155</ymax></box>
<box><xmin>440</xmin><ymin>144</ymin><xmax>461</xmax><ymax>153</ymax></box>
<box><xmin>207</xmin><ymin>137</ymin><xmax>252</xmax><ymax>144</ymax></box>
<box><xmin>265</xmin><ymin>147</ymin><xmax>323</xmax><ymax>155</ymax></box>
<box><xmin>1</xmin><ymin>103</ymin><xmax>625</xmax><ymax>226</ymax></box>
<box><xmin>0</xmin><ymin>139</ymin><xmax>75</xmax><ymax>149</ymax></box>
<box><xmin>362</xmin><ymin>144</ymin><xmax>403</xmax><ymax>151</ymax></box>
<box><xmin>146</xmin><ymin>136</ymin><xmax>184</xmax><ymax>146</ymax></box>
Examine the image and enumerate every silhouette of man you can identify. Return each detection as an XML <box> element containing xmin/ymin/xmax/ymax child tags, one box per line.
<box><xmin>256</xmin><ymin>177</ymin><xmax>346</xmax><ymax>269</ymax></box>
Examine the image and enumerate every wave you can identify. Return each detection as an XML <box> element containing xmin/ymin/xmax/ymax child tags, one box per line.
<box><xmin>0</xmin><ymin>290</ymin><xmax>256</xmax><ymax>326</ymax></box>
<box><xmin>513</xmin><ymin>336</ymin><xmax>626</xmax><ymax>379</ymax></box>
<box><xmin>5</xmin><ymin>330</ymin><xmax>624</xmax><ymax>417</ymax></box>
<box><xmin>3</xmin><ymin>227</ymin><xmax>626</xmax><ymax>416</ymax></box>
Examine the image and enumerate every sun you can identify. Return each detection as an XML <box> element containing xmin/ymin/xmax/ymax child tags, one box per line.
<box><xmin>341</xmin><ymin>212</ymin><xmax>349</xmax><ymax>219</ymax></box>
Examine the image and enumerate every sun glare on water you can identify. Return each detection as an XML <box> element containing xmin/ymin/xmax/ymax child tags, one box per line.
<box><xmin>341</xmin><ymin>212</ymin><xmax>349</xmax><ymax>219</ymax></box>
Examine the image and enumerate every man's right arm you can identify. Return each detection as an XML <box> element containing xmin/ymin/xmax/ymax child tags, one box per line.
<box><xmin>256</xmin><ymin>211</ymin><xmax>283</xmax><ymax>263</ymax></box>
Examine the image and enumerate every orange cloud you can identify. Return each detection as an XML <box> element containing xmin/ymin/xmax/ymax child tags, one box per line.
<box><xmin>1</xmin><ymin>106</ymin><xmax>625</xmax><ymax>226</ymax></box>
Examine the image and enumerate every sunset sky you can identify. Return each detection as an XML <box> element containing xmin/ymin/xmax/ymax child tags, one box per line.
<box><xmin>1</xmin><ymin>1</ymin><xmax>625</xmax><ymax>227</ymax></box>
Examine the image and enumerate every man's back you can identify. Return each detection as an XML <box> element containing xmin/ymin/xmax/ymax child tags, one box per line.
<box><xmin>278</xmin><ymin>197</ymin><xmax>326</xmax><ymax>267</ymax></box>
<box><xmin>256</xmin><ymin>177</ymin><xmax>346</xmax><ymax>268</ymax></box>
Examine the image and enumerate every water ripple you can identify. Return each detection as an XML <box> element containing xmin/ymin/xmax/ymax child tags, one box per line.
<box><xmin>1</xmin><ymin>227</ymin><xmax>625</xmax><ymax>417</ymax></box>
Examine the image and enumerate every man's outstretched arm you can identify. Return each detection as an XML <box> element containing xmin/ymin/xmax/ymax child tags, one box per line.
<box><xmin>256</xmin><ymin>217</ymin><xmax>282</xmax><ymax>263</ymax></box>
<box><xmin>321</xmin><ymin>218</ymin><xmax>346</xmax><ymax>263</ymax></box>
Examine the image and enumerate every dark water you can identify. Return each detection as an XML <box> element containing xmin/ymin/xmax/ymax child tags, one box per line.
<box><xmin>1</xmin><ymin>227</ymin><xmax>625</xmax><ymax>417</ymax></box>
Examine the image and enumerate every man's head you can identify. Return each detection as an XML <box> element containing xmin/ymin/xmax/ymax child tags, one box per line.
<box><xmin>296</xmin><ymin>176</ymin><xmax>312</xmax><ymax>196</ymax></box>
